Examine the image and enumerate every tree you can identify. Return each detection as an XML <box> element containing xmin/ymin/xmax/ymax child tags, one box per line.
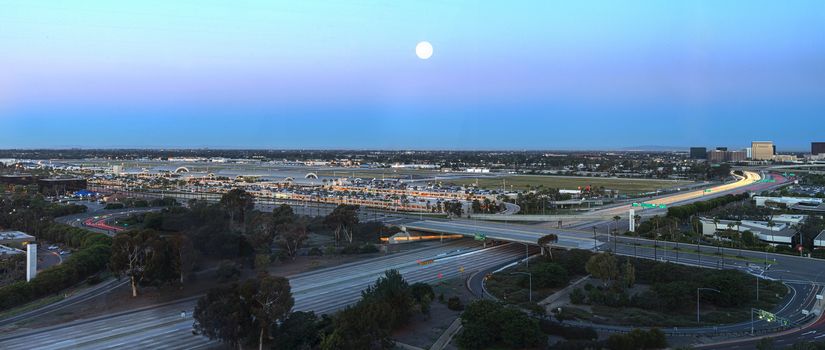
<box><xmin>409</xmin><ymin>282</ymin><xmax>435</xmax><ymax>315</ymax></box>
<box><xmin>361</xmin><ymin>269</ymin><xmax>413</xmax><ymax>329</ymax></box>
<box><xmin>169</xmin><ymin>234</ymin><xmax>196</xmax><ymax>286</ymax></box>
<box><xmin>471</xmin><ymin>199</ymin><xmax>482</xmax><ymax>214</ymax></box>
<box><xmin>498</xmin><ymin>308</ymin><xmax>543</xmax><ymax>349</ymax></box>
<box><xmin>321</xmin><ymin>301</ymin><xmax>394</xmax><ymax>350</ymax></box>
<box><xmin>324</xmin><ymin>205</ymin><xmax>359</xmax><ymax>245</ymax></box>
<box><xmin>220</xmin><ymin>189</ymin><xmax>255</xmax><ymax>228</ymax></box>
<box><xmin>272</xmin><ymin>204</ymin><xmax>295</xmax><ymax>227</ymax></box>
<box><xmin>457</xmin><ymin>300</ymin><xmax>504</xmax><ymax>350</ymax></box>
<box><xmin>277</xmin><ymin>220</ymin><xmax>308</xmax><ymax>260</ymax></box>
<box><xmin>193</xmin><ymin>285</ymin><xmax>254</xmax><ymax>350</ymax></box>
<box><xmin>531</xmin><ymin>262</ymin><xmax>569</xmax><ymax>288</ymax></box>
<box><xmin>242</xmin><ymin>275</ymin><xmax>294</xmax><ymax>350</ymax></box>
<box><xmin>271</xmin><ymin>311</ymin><xmax>323</xmax><ymax>350</ymax></box>
<box><xmin>457</xmin><ymin>300</ymin><xmax>542</xmax><ymax>350</ymax></box>
<box><xmin>109</xmin><ymin>229</ymin><xmax>162</xmax><ymax>297</ymax></box>
<box><xmin>322</xmin><ymin>269</ymin><xmax>427</xmax><ymax>350</ymax></box>
<box><xmin>585</xmin><ymin>253</ymin><xmax>619</xmax><ymax>287</ymax></box>
<box><xmin>537</xmin><ymin>234</ymin><xmax>559</xmax><ymax>259</ymax></box>
<box><xmin>621</xmin><ymin>260</ymin><xmax>636</xmax><ymax>289</ymax></box>
<box><xmin>246</xmin><ymin>212</ymin><xmax>275</xmax><ymax>253</ymax></box>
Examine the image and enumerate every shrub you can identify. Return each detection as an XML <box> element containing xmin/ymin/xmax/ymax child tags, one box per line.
<box><xmin>457</xmin><ymin>300</ymin><xmax>543</xmax><ymax>350</ymax></box>
<box><xmin>104</xmin><ymin>203</ymin><xmax>125</xmax><ymax>210</ymax></box>
<box><xmin>570</xmin><ymin>288</ymin><xmax>586</xmax><ymax>305</ymax></box>
<box><xmin>531</xmin><ymin>262</ymin><xmax>569</xmax><ymax>288</ymax></box>
<box><xmin>0</xmin><ymin>241</ymin><xmax>110</xmax><ymax>311</ymax></box>
<box><xmin>215</xmin><ymin>261</ymin><xmax>241</xmax><ymax>283</ymax></box>
<box><xmin>540</xmin><ymin>319</ymin><xmax>597</xmax><ymax>340</ymax></box>
<box><xmin>607</xmin><ymin>328</ymin><xmax>668</xmax><ymax>350</ymax></box>
<box><xmin>358</xmin><ymin>243</ymin><xmax>379</xmax><ymax>254</ymax></box>
<box><xmin>447</xmin><ymin>296</ymin><xmax>464</xmax><ymax>311</ymax></box>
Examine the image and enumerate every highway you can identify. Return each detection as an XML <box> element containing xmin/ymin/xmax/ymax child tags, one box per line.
<box><xmin>0</xmin><ymin>240</ymin><xmax>530</xmax><ymax>349</ymax></box>
<box><xmin>0</xmin><ymin>169</ymin><xmax>808</xmax><ymax>349</ymax></box>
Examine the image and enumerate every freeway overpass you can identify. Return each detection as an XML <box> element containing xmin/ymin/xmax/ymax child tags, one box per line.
<box><xmin>402</xmin><ymin>170</ymin><xmax>794</xmax><ymax>254</ymax></box>
<box><xmin>403</xmin><ymin>219</ymin><xmax>597</xmax><ymax>249</ymax></box>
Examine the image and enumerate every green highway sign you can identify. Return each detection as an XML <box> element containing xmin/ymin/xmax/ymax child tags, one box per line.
<box><xmin>631</xmin><ymin>203</ymin><xmax>641</xmax><ymax>207</ymax></box>
<box><xmin>474</xmin><ymin>233</ymin><xmax>487</xmax><ymax>241</ymax></box>
<box><xmin>704</xmin><ymin>189</ymin><xmax>712</xmax><ymax>193</ymax></box>
<box><xmin>659</xmin><ymin>204</ymin><xmax>667</xmax><ymax>209</ymax></box>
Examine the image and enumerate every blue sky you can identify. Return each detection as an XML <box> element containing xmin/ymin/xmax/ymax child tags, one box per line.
<box><xmin>1</xmin><ymin>1</ymin><xmax>824</xmax><ymax>150</ymax></box>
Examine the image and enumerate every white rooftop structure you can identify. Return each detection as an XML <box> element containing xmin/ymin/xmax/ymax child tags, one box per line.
<box><xmin>699</xmin><ymin>217</ymin><xmax>803</xmax><ymax>245</ymax></box>
<box><xmin>0</xmin><ymin>244</ymin><xmax>24</xmax><ymax>256</ymax></box>
<box><xmin>754</xmin><ymin>196</ymin><xmax>823</xmax><ymax>207</ymax></box>
<box><xmin>0</xmin><ymin>231</ymin><xmax>35</xmax><ymax>244</ymax></box>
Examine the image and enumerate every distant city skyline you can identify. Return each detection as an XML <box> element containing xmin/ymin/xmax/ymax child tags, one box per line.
<box><xmin>2</xmin><ymin>1</ymin><xmax>824</xmax><ymax>150</ymax></box>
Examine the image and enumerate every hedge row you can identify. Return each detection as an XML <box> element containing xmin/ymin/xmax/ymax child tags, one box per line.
<box><xmin>0</xmin><ymin>223</ymin><xmax>111</xmax><ymax>311</ymax></box>
<box><xmin>666</xmin><ymin>193</ymin><xmax>751</xmax><ymax>221</ymax></box>
<box><xmin>39</xmin><ymin>223</ymin><xmax>112</xmax><ymax>249</ymax></box>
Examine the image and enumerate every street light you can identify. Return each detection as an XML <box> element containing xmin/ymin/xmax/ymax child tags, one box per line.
<box><xmin>511</xmin><ymin>272</ymin><xmax>532</xmax><ymax>302</ymax></box>
<box><xmin>592</xmin><ymin>226</ymin><xmax>598</xmax><ymax>252</ymax></box>
<box><xmin>697</xmin><ymin>288</ymin><xmax>721</xmax><ymax>324</ymax></box>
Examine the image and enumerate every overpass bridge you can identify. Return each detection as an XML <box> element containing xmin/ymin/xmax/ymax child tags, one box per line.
<box><xmin>401</xmin><ymin>220</ymin><xmax>599</xmax><ymax>250</ymax></box>
<box><xmin>472</xmin><ymin>212</ymin><xmax>634</xmax><ymax>223</ymax></box>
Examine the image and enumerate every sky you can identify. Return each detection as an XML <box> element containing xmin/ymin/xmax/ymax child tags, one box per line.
<box><xmin>1</xmin><ymin>1</ymin><xmax>824</xmax><ymax>151</ymax></box>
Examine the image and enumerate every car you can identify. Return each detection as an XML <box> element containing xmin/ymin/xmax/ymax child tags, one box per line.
<box><xmin>59</xmin><ymin>250</ymin><xmax>68</xmax><ymax>255</ymax></box>
<box><xmin>48</xmin><ymin>245</ymin><xmax>58</xmax><ymax>250</ymax></box>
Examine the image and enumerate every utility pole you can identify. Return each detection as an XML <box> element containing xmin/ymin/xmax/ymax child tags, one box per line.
<box><xmin>697</xmin><ymin>288</ymin><xmax>721</xmax><ymax>324</ymax></box>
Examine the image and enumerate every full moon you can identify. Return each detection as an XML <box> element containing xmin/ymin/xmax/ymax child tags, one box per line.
<box><xmin>415</xmin><ymin>41</ymin><xmax>433</xmax><ymax>59</ymax></box>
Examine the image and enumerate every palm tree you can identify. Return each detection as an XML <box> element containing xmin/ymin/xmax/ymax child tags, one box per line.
<box><xmin>767</xmin><ymin>220</ymin><xmax>776</xmax><ymax>245</ymax></box>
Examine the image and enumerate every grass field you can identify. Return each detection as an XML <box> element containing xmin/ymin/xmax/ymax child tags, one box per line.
<box><xmin>315</xmin><ymin>169</ymin><xmax>443</xmax><ymax>179</ymax></box>
<box><xmin>447</xmin><ymin>175</ymin><xmax>694</xmax><ymax>194</ymax></box>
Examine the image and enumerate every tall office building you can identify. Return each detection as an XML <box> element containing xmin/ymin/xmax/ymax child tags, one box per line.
<box><xmin>690</xmin><ymin>147</ymin><xmax>707</xmax><ymax>159</ymax></box>
<box><xmin>813</xmin><ymin>142</ymin><xmax>825</xmax><ymax>155</ymax></box>
<box><xmin>751</xmin><ymin>141</ymin><xmax>774</xmax><ymax>160</ymax></box>
<box><xmin>716</xmin><ymin>147</ymin><xmax>728</xmax><ymax>152</ymax></box>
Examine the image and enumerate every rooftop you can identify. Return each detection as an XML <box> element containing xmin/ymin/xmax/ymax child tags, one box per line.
<box><xmin>0</xmin><ymin>231</ymin><xmax>35</xmax><ymax>243</ymax></box>
<box><xmin>0</xmin><ymin>245</ymin><xmax>24</xmax><ymax>256</ymax></box>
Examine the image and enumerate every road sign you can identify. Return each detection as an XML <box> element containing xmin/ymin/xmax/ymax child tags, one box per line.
<box><xmin>704</xmin><ymin>189</ymin><xmax>712</xmax><ymax>193</ymax></box>
<box><xmin>658</xmin><ymin>204</ymin><xmax>667</xmax><ymax>209</ymax></box>
<box><xmin>631</xmin><ymin>203</ymin><xmax>641</xmax><ymax>207</ymax></box>
<box><xmin>474</xmin><ymin>233</ymin><xmax>487</xmax><ymax>241</ymax></box>
<box><xmin>459</xmin><ymin>266</ymin><xmax>464</xmax><ymax>273</ymax></box>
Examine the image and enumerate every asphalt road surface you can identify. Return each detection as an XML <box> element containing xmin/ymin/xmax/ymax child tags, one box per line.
<box><xmin>0</xmin><ymin>240</ymin><xmax>529</xmax><ymax>350</ymax></box>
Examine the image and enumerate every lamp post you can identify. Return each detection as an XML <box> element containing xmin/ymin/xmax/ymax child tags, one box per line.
<box><xmin>697</xmin><ymin>288</ymin><xmax>721</xmax><ymax>324</ymax></box>
<box><xmin>522</xmin><ymin>243</ymin><xmax>530</xmax><ymax>269</ymax></box>
<box><xmin>592</xmin><ymin>226</ymin><xmax>598</xmax><ymax>252</ymax></box>
<box><xmin>511</xmin><ymin>272</ymin><xmax>532</xmax><ymax>302</ymax></box>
